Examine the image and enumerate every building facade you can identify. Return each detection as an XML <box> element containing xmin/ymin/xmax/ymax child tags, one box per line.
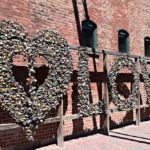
<box><xmin>0</xmin><ymin>0</ymin><xmax>150</xmax><ymax>149</ymax></box>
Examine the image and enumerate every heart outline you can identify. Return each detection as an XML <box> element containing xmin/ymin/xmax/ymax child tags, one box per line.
<box><xmin>0</xmin><ymin>20</ymin><xmax>72</xmax><ymax>140</ymax></box>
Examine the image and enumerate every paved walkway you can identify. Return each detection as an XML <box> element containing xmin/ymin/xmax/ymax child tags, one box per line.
<box><xmin>37</xmin><ymin>121</ymin><xmax>150</xmax><ymax>150</ymax></box>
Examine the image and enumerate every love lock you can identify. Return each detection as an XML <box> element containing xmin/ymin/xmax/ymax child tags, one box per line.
<box><xmin>0</xmin><ymin>20</ymin><xmax>73</xmax><ymax>140</ymax></box>
<box><xmin>109</xmin><ymin>55</ymin><xmax>140</xmax><ymax>110</ymax></box>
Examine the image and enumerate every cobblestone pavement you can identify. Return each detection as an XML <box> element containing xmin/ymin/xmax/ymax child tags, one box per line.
<box><xmin>36</xmin><ymin>121</ymin><xmax>150</xmax><ymax>150</ymax></box>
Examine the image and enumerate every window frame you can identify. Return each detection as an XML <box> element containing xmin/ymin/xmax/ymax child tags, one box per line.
<box><xmin>144</xmin><ymin>37</ymin><xmax>150</xmax><ymax>57</ymax></box>
<box><xmin>81</xmin><ymin>19</ymin><xmax>97</xmax><ymax>49</ymax></box>
<box><xmin>118</xmin><ymin>29</ymin><xmax>129</xmax><ymax>53</ymax></box>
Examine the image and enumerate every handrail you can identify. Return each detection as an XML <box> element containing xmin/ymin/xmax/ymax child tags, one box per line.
<box><xmin>69</xmin><ymin>45</ymin><xmax>150</xmax><ymax>61</ymax></box>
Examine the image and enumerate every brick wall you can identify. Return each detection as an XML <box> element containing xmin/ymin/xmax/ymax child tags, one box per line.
<box><xmin>0</xmin><ymin>0</ymin><xmax>150</xmax><ymax>149</ymax></box>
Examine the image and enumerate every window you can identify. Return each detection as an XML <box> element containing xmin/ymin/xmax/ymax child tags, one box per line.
<box><xmin>81</xmin><ymin>19</ymin><xmax>97</xmax><ymax>48</ymax></box>
<box><xmin>145</xmin><ymin>37</ymin><xmax>150</xmax><ymax>57</ymax></box>
<box><xmin>118</xmin><ymin>30</ymin><xmax>129</xmax><ymax>53</ymax></box>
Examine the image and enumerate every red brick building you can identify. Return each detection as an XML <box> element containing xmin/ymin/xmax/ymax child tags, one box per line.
<box><xmin>0</xmin><ymin>0</ymin><xmax>150</xmax><ymax>149</ymax></box>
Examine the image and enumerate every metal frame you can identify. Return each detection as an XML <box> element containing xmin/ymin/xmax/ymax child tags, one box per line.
<box><xmin>0</xmin><ymin>45</ymin><xmax>150</xmax><ymax>147</ymax></box>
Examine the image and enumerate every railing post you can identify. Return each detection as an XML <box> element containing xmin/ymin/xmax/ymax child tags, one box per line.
<box><xmin>135</xmin><ymin>58</ymin><xmax>141</xmax><ymax>126</ymax></box>
<box><xmin>57</xmin><ymin>100</ymin><xmax>64</xmax><ymax>147</ymax></box>
<box><xmin>103</xmin><ymin>51</ymin><xmax>110</xmax><ymax>135</ymax></box>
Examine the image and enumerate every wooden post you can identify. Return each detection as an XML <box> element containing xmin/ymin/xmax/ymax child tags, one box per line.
<box><xmin>103</xmin><ymin>51</ymin><xmax>110</xmax><ymax>135</ymax></box>
<box><xmin>136</xmin><ymin>98</ymin><xmax>141</xmax><ymax>126</ymax></box>
<box><xmin>135</xmin><ymin>58</ymin><xmax>141</xmax><ymax>126</ymax></box>
<box><xmin>57</xmin><ymin>100</ymin><xmax>64</xmax><ymax>147</ymax></box>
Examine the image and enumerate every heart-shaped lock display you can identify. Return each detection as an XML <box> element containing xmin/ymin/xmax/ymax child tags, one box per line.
<box><xmin>0</xmin><ymin>20</ymin><xmax>72</xmax><ymax>140</ymax></box>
